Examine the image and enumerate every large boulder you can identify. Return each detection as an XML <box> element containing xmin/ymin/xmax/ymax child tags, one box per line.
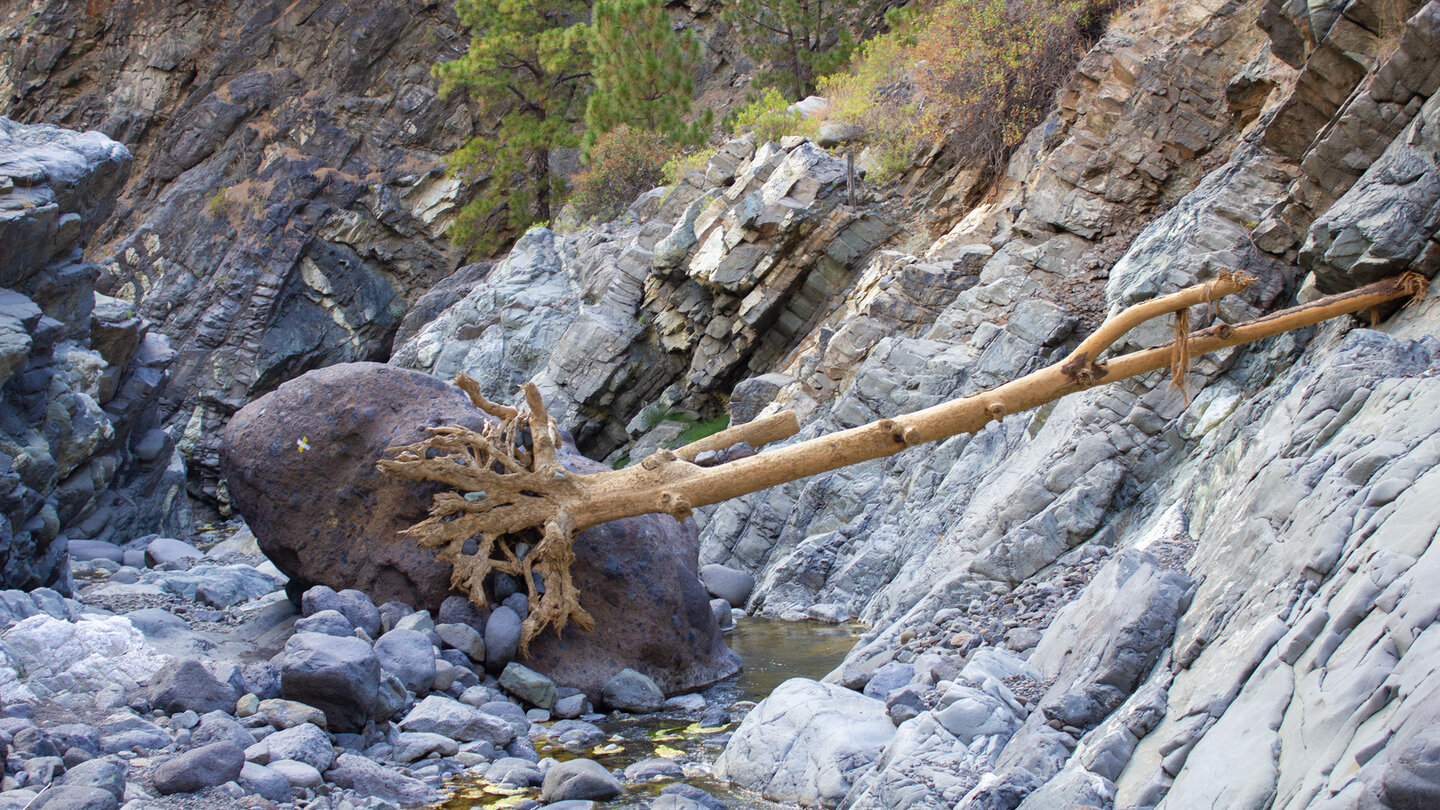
<box><xmin>278</xmin><ymin>632</ymin><xmax>379</xmax><ymax>734</ymax></box>
<box><xmin>715</xmin><ymin>678</ymin><xmax>896</xmax><ymax>806</ymax></box>
<box><xmin>222</xmin><ymin>362</ymin><xmax>740</xmax><ymax>696</ymax></box>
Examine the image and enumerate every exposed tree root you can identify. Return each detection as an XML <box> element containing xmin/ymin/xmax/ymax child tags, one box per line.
<box><xmin>380</xmin><ymin>272</ymin><xmax>1428</xmax><ymax>653</ymax></box>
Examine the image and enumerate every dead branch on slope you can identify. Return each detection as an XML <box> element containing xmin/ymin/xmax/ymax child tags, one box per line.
<box><xmin>379</xmin><ymin>272</ymin><xmax>1429</xmax><ymax>653</ymax></box>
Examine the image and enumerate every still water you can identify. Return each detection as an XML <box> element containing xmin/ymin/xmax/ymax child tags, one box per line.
<box><xmin>435</xmin><ymin>618</ymin><xmax>864</xmax><ymax>809</ymax></box>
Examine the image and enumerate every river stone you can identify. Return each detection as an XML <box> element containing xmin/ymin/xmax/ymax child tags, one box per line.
<box><xmin>152</xmin><ymin>741</ymin><xmax>245</xmax><ymax>794</ymax></box>
<box><xmin>541</xmin><ymin>757</ymin><xmax>624</xmax><ymax>802</ymax></box>
<box><xmin>261</xmin><ymin>723</ymin><xmax>333</xmax><ymax>772</ymax></box>
<box><xmin>484</xmin><ymin>606</ymin><xmax>522</xmax><ymax>674</ymax></box>
<box><xmin>501</xmin><ymin>662</ymin><xmax>558</xmax><ymax>709</ymax></box>
<box><xmin>240</xmin><ymin>761</ymin><xmax>292</xmax><ymax>802</ymax></box>
<box><xmin>700</xmin><ymin>564</ymin><xmax>755</xmax><ymax>607</ymax></box>
<box><xmin>602</xmin><ymin>668</ymin><xmax>665</xmax><ymax>713</ymax></box>
<box><xmin>399</xmin><ymin>695</ymin><xmax>515</xmax><ymax>745</ymax></box>
<box><xmin>221</xmin><ymin>362</ymin><xmax>740</xmax><ymax>696</ymax></box>
<box><xmin>324</xmin><ymin>753</ymin><xmax>445</xmax><ymax>805</ymax></box>
<box><xmin>147</xmin><ymin>658</ymin><xmax>239</xmax><ymax>715</ymax></box>
<box><xmin>30</xmin><ymin>786</ymin><xmax>117</xmax><ymax>810</ymax></box>
<box><xmin>293</xmin><ymin>609</ymin><xmax>354</xmax><ymax>637</ymax></box>
<box><xmin>278</xmin><ymin>632</ymin><xmax>379</xmax><ymax>734</ymax></box>
<box><xmin>374</xmin><ymin>628</ymin><xmax>437</xmax><ymax>697</ymax></box>
<box><xmin>257</xmin><ymin>699</ymin><xmax>326</xmax><ymax>730</ymax></box>
<box><xmin>715</xmin><ymin>677</ymin><xmax>896</xmax><ymax>806</ymax></box>
<box><xmin>60</xmin><ymin>758</ymin><xmax>125</xmax><ymax>800</ymax></box>
<box><xmin>436</xmin><ymin>622</ymin><xmax>486</xmax><ymax>665</ymax></box>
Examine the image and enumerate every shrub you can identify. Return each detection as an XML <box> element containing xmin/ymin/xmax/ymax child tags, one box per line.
<box><xmin>727</xmin><ymin>87</ymin><xmax>814</xmax><ymax>145</ymax></box>
<box><xmin>815</xmin><ymin>11</ymin><xmax>924</xmax><ymax>180</ymax></box>
<box><xmin>568</xmin><ymin>125</ymin><xmax>679</xmax><ymax>223</ymax></box>
<box><xmin>911</xmin><ymin>0</ymin><xmax>1121</xmax><ymax>172</ymax></box>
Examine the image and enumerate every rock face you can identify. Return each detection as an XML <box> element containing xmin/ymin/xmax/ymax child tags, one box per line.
<box><xmin>0</xmin><ymin>119</ymin><xmax>189</xmax><ymax>591</ymax></box>
<box><xmin>690</xmin><ymin>0</ymin><xmax>1440</xmax><ymax>808</ymax></box>
<box><xmin>0</xmin><ymin>0</ymin><xmax>480</xmax><ymax>506</ymax></box>
<box><xmin>221</xmin><ymin>361</ymin><xmax>740</xmax><ymax>696</ymax></box>
<box><xmin>392</xmin><ymin>137</ymin><xmax>898</xmax><ymax>460</ymax></box>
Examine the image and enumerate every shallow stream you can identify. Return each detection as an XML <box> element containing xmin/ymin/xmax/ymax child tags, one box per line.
<box><xmin>436</xmin><ymin>618</ymin><xmax>864</xmax><ymax>809</ymax></box>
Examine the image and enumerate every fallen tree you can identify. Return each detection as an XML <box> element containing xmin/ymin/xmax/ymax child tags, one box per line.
<box><xmin>378</xmin><ymin>271</ymin><xmax>1429</xmax><ymax>653</ymax></box>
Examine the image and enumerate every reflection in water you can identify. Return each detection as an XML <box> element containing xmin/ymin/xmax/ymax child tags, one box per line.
<box><xmin>433</xmin><ymin>617</ymin><xmax>864</xmax><ymax>809</ymax></box>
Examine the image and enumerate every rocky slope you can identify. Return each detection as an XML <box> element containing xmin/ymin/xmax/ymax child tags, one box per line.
<box><xmin>0</xmin><ymin>119</ymin><xmax>189</xmax><ymax>593</ymax></box>
<box><xmin>0</xmin><ymin>0</ymin><xmax>486</xmax><ymax>508</ymax></box>
<box><xmin>386</xmin><ymin>0</ymin><xmax>1440</xmax><ymax>807</ymax></box>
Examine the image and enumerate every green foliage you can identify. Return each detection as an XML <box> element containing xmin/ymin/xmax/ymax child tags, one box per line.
<box><xmin>727</xmin><ymin>87</ymin><xmax>813</xmax><ymax>144</ymax></box>
<box><xmin>673</xmin><ymin>414</ymin><xmax>730</xmax><ymax>446</ymax></box>
<box><xmin>204</xmin><ymin>187</ymin><xmax>232</xmax><ymax>219</ymax></box>
<box><xmin>568</xmin><ymin>124</ymin><xmax>679</xmax><ymax>222</ymax></box>
<box><xmin>721</xmin><ymin>0</ymin><xmax>888</xmax><ymax>100</ymax></box>
<box><xmin>912</xmin><ymin>0</ymin><xmax>1121</xmax><ymax>172</ymax></box>
<box><xmin>815</xmin><ymin>15</ymin><xmax>923</xmax><ymax>180</ymax></box>
<box><xmin>584</xmin><ymin>0</ymin><xmax>712</xmax><ymax>157</ymax></box>
<box><xmin>662</xmin><ymin>149</ymin><xmax>715</xmax><ymax>186</ymax></box>
<box><xmin>435</xmin><ymin>0</ymin><xmax>592</xmax><ymax>257</ymax></box>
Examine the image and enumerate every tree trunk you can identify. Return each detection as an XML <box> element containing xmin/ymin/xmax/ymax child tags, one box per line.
<box><xmin>379</xmin><ymin>272</ymin><xmax>1429</xmax><ymax>650</ymax></box>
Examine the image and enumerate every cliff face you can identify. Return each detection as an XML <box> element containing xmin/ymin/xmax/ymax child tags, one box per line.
<box><xmin>0</xmin><ymin>120</ymin><xmax>189</xmax><ymax>592</ymax></box>
<box><xmin>0</xmin><ymin>0</ymin><xmax>481</xmax><ymax>506</ymax></box>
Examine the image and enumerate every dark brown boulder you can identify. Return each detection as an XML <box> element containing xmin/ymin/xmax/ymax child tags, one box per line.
<box><xmin>220</xmin><ymin>362</ymin><xmax>740</xmax><ymax>696</ymax></box>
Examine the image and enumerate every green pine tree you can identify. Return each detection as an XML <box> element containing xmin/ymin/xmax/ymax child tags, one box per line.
<box><xmin>435</xmin><ymin>0</ymin><xmax>592</xmax><ymax>256</ymax></box>
<box><xmin>722</xmin><ymin>0</ymin><xmax>885</xmax><ymax>100</ymax></box>
<box><xmin>583</xmin><ymin>0</ymin><xmax>712</xmax><ymax>156</ymax></box>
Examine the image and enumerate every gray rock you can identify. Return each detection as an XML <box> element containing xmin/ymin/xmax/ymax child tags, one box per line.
<box><xmin>501</xmin><ymin>663</ymin><xmax>558</xmax><ymax>710</ymax></box>
<box><xmin>699</xmin><ymin>565</ymin><xmax>755</xmax><ymax>607</ymax></box>
<box><xmin>261</xmin><ymin>723</ymin><xmax>333</xmax><ymax>772</ymax></box>
<box><xmin>30</xmin><ymin>786</ymin><xmax>117</xmax><ymax>810</ymax></box>
<box><xmin>398</xmin><ymin>695</ymin><xmax>515</xmax><ymax>745</ymax></box>
<box><xmin>862</xmin><ymin>662</ymin><xmax>914</xmax><ymax>700</ymax></box>
<box><xmin>715</xmin><ymin>678</ymin><xmax>895</xmax><ymax>806</ymax></box>
<box><xmin>486</xmin><ymin>756</ymin><xmax>543</xmax><ymax>786</ymax></box>
<box><xmin>301</xmin><ymin>586</ymin><xmax>382</xmax><ymax>638</ymax></box>
<box><xmin>239</xmin><ymin>761</ymin><xmax>291</xmax><ymax>802</ymax></box>
<box><xmin>292</xmin><ymin>609</ymin><xmax>354</xmax><ymax>637</ymax></box>
<box><xmin>624</xmin><ymin>757</ymin><xmax>685</xmax><ymax>782</ymax></box>
<box><xmin>438</xmin><ymin>594</ymin><xmax>488</xmax><ymax>628</ymax></box>
<box><xmin>480</xmin><ymin>700</ymin><xmax>530</xmax><ymax>736</ymax></box>
<box><xmin>151</xmin><ymin>741</ymin><xmax>244</xmax><ymax>794</ymax></box>
<box><xmin>323</xmin><ymin>753</ymin><xmax>445</xmax><ymax>805</ymax></box>
<box><xmin>58</xmin><ymin>758</ymin><xmax>125</xmax><ymax>800</ymax></box>
<box><xmin>144</xmin><ymin>537</ymin><xmax>202</xmax><ymax>567</ymax></box>
<box><xmin>541</xmin><ymin>757</ymin><xmax>624</xmax><ymax>802</ymax></box>
<box><xmin>267</xmin><ymin>758</ymin><xmax>323</xmax><ymax>789</ymax></box>
<box><xmin>392</xmin><ymin>731</ymin><xmax>459</xmax><ymax>763</ymax></box>
<box><xmin>147</xmin><ymin>658</ymin><xmax>238</xmax><ymax>715</ymax></box>
<box><xmin>69</xmin><ymin>540</ymin><xmax>124</xmax><ymax>563</ymax></box>
<box><xmin>190</xmin><ymin>713</ymin><xmax>253</xmax><ymax>750</ymax></box>
<box><xmin>278</xmin><ymin>632</ymin><xmax>379</xmax><ymax>734</ymax></box>
<box><xmin>553</xmin><ymin>693</ymin><xmax>590</xmax><ymax>719</ymax></box>
<box><xmin>484</xmin><ymin>606</ymin><xmax>522</xmax><ymax>674</ymax></box>
<box><xmin>1383</xmin><ymin>726</ymin><xmax>1440</xmax><ymax>809</ymax></box>
<box><xmin>602</xmin><ymin>668</ymin><xmax>665</xmax><ymax>713</ymax></box>
<box><xmin>658</xmin><ymin>783</ymin><xmax>729</xmax><ymax>810</ymax></box>
<box><xmin>436</xmin><ymin>622</ymin><xmax>486</xmax><ymax>665</ymax></box>
<box><xmin>374</xmin><ymin>628</ymin><xmax>438</xmax><ymax>697</ymax></box>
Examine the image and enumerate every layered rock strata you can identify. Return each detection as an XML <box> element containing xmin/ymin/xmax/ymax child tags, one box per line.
<box><xmin>0</xmin><ymin>119</ymin><xmax>188</xmax><ymax>591</ymax></box>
